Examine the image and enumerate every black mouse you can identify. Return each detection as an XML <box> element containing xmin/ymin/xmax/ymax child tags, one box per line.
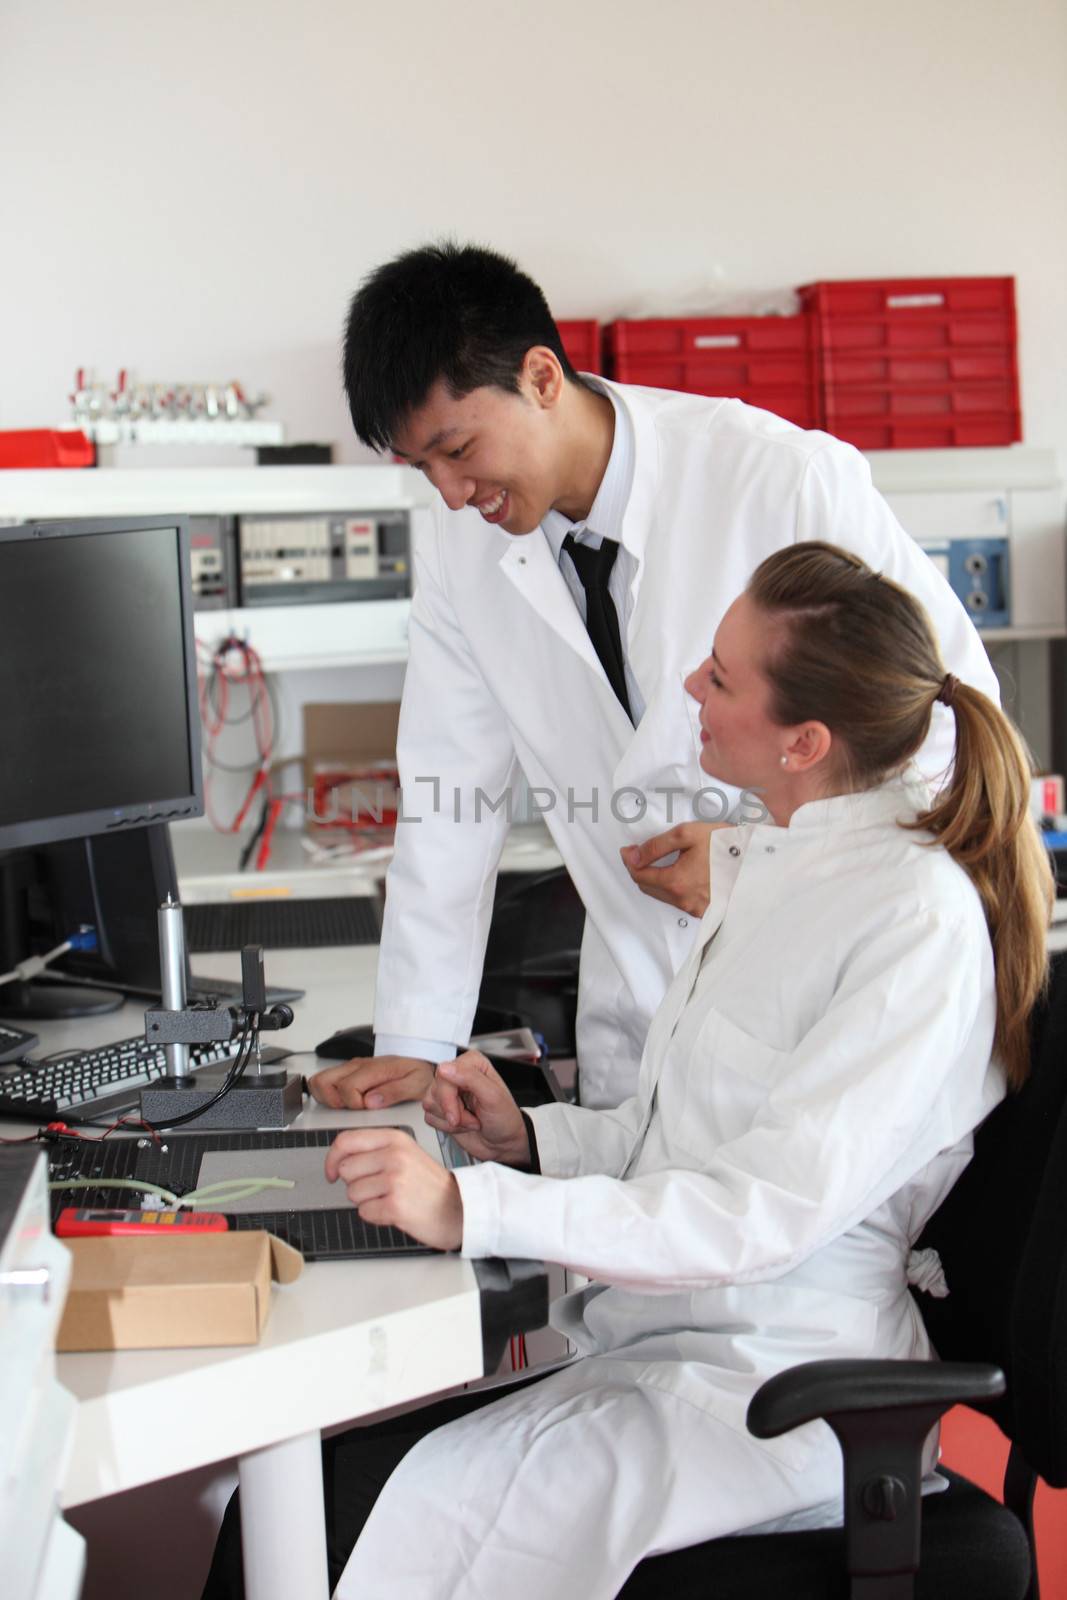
<box><xmin>315</xmin><ymin>1024</ymin><xmax>375</xmax><ymax>1060</ymax></box>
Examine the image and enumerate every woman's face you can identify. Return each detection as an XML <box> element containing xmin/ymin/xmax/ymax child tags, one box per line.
<box><xmin>684</xmin><ymin>593</ymin><xmax>787</xmax><ymax>791</ymax></box>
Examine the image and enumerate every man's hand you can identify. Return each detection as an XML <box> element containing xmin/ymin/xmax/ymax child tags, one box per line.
<box><xmin>325</xmin><ymin>1127</ymin><xmax>464</xmax><ymax>1250</ymax></box>
<box><xmin>620</xmin><ymin>821</ymin><xmax>728</xmax><ymax>917</ymax></box>
<box><xmin>422</xmin><ymin>1051</ymin><xmax>531</xmax><ymax>1167</ymax></box>
<box><xmin>307</xmin><ymin>1054</ymin><xmax>435</xmax><ymax>1110</ymax></box>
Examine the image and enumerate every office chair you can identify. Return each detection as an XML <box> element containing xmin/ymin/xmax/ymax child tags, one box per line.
<box><xmin>615</xmin><ymin>948</ymin><xmax>1067</xmax><ymax>1600</ymax></box>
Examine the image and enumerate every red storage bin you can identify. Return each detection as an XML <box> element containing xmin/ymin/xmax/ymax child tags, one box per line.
<box><xmin>798</xmin><ymin>277</ymin><xmax>1021</xmax><ymax>449</ymax></box>
<box><xmin>820</xmin><ymin>415</ymin><xmax>1021</xmax><ymax>452</ymax></box>
<box><xmin>556</xmin><ymin>319</ymin><xmax>602</xmax><ymax>375</ymax></box>
<box><xmin>605</xmin><ymin>316</ymin><xmax>818</xmax><ymax>429</ymax></box>
<box><xmin>0</xmin><ymin>428</ymin><xmax>95</xmax><ymax>468</ymax></box>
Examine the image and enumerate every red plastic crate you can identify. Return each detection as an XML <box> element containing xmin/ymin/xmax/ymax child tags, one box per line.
<box><xmin>800</xmin><ymin>276</ymin><xmax>1015</xmax><ymax>319</ymax></box>
<box><xmin>826</xmin><ymin>348</ymin><xmax>1015</xmax><ymax>386</ymax></box>
<box><xmin>798</xmin><ymin>277</ymin><xmax>1021</xmax><ymax>449</ymax></box>
<box><xmin>825</xmin><ymin>382</ymin><xmax>1019</xmax><ymax>421</ymax></box>
<box><xmin>0</xmin><ymin>428</ymin><xmax>95</xmax><ymax>468</ymax></box>
<box><xmin>556</xmin><ymin>319</ymin><xmax>602</xmax><ymax>375</ymax></box>
<box><xmin>819</xmin><ymin>315</ymin><xmax>1015</xmax><ymax>352</ymax></box>
<box><xmin>605</xmin><ymin>316</ymin><xmax>818</xmax><ymax>428</ymax></box>
<box><xmin>825</xmin><ymin>415</ymin><xmax>1021</xmax><ymax>451</ymax></box>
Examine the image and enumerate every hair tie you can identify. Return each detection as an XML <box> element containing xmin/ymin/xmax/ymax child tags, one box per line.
<box><xmin>936</xmin><ymin>673</ymin><xmax>959</xmax><ymax>708</ymax></box>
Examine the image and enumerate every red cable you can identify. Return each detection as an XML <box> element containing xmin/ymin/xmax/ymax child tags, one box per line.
<box><xmin>199</xmin><ymin>637</ymin><xmax>276</xmax><ymax>840</ymax></box>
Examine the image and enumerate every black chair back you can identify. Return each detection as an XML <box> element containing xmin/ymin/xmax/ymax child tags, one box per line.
<box><xmin>915</xmin><ymin>948</ymin><xmax>1067</xmax><ymax>1485</ymax></box>
<box><xmin>482</xmin><ymin>868</ymin><xmax>585</xmax><ymax>978</ymax></box>
<box><xmin>479</xmin><ymin>868</ymin><xmax>584</xmax><ymax>1057</ymax></box>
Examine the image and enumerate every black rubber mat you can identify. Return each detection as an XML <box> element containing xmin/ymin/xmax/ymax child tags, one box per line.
<box><xmin>47</xmin><ymin>1126</ymin><xmax>432</xmax><ymax>1259</ymax></box>
<box><xmin>183</xmin><ymin>896</ymin><xmax>380</xmax><ymax>952</ymax></box>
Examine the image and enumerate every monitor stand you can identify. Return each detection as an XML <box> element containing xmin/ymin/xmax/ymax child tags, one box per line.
<box><xmin>0</xmin><ymin>977</ymin><xmax>124</xmax><ymax>1020</ymax></box>
<box><xmin>0</xmin><ymin>850</ymin><xmax>125</xmax><ymax>1019</ymax></box>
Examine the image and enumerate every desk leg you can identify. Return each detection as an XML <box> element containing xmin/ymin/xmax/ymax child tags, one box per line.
<box><xmin>238</xmin><ymin>1430</ymin><xmax>330</xmax><ymax>1600</ymax></box>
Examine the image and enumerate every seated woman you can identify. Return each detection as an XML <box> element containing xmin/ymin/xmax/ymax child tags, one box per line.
<box><xmin>203</xmin><ymin>540</ymin><xmax>1052</xmax><ymax>1600</ymax></box>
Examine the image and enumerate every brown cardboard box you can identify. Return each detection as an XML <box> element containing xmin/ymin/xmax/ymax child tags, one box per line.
<box><xmin>56</xmin><ymin>1232</ymin><xmax>304</xmax><ymax>1352</ymax></box>
<box><xmin>303</xmin><ymin>701</ymin><xmax>401</xmax><ymax>836</ymax></box>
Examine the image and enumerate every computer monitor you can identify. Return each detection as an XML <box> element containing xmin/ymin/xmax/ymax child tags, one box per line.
<box><xmin>0</xmin><ymin>515</ymin><xmax>203</xmax><ymax>1018</ymax></box>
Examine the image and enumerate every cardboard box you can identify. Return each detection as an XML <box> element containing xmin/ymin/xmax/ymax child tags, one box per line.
<box><xmin>303</xmin><ymin>702</ymin><xmax>401</xmax><ymax>836</ymax></box>
<box><xmin>56</xmin><ymin>1232</ymin><xmax>303</xmax><ymax>1352</ymax></box>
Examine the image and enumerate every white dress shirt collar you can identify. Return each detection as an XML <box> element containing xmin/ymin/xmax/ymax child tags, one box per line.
<box><xmin>542</xmin><ymin>379</ymin><xmax>636</xmax><ymax>559</ymax></box>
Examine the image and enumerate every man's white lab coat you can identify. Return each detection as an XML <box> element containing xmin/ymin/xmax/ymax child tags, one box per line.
<box><xmin>341</xmin><ymin>775</ymin><xmax>1003</xmax><ymax>1599</ymax></box>
<box><xmin>375</xmin><ymin>385</ymin><xmax>999</xmax><ymax>1106</ymax></box>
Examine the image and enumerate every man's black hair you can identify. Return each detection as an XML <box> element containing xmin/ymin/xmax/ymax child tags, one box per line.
<box><xmin>341</xmin><ymin>241</ymin><xmax>581</xmax><ymax>452</ymax></box>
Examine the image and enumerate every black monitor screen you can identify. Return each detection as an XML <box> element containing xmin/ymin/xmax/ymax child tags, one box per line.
<box><xmin>0</xmin><ymin>518</ymin><xmax>203</xmax><ymax>849</ymax></box>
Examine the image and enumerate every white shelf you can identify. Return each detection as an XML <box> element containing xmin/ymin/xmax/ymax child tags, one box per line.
<box><xmin>0</xmin><ymin>464</ymin><xmax>419</xmax><ymax>521</ymax></box>
<box><xmin>979</xmin><ymin>626</ymin><xmax>1066</xmax><ymax>644</ymax></box>
<box><xmin>867</xmin><ymin>446</ymin><xmax>1061</xmax><ymax>493</ymax></box>
<box><xmin>75</xmin><ymin>418</ymin><xmax>285</xmax><ymax>446</ymax></box>
<box><xmin>194</xmin><ymin>597</ymin><xmax>410</xmax><ymax>670</ymax></box>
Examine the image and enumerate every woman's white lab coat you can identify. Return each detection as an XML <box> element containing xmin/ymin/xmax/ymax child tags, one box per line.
<box><xmin>375</xmin><ymin>386</ymin><xmax>999</xmax><ymax>1107</ymax></box>
<box><xmin>340</xmin><ymin>775</ymin><xmax>1004</xmax><ymax>1599</ymax></box>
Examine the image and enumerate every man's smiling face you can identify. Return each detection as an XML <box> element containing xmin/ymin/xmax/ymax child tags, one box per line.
<box><xmin>391</xmin><ymin>361</ymin><xmax>565</xmax><ymax>536</ymax></box>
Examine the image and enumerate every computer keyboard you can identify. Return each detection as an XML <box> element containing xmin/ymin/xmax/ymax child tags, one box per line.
<box><xmin>0</xmin><ymin>1021</ymin><xmax>40</xmax><ymax>1065</ymax></box>
<box><xmin>0</xmin><ymin>1035</ymin><xmax>243</xmax><ymax>1124</ymax></box>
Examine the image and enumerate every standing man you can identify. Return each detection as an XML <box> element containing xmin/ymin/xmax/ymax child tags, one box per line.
<box><xmin>310</xmin><ymin>241</ymin><xmax>997</xmax><ymax>1113</ymax></box>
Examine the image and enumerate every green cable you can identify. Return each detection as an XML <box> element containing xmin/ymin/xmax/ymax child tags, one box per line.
<box><xmin>181</xmin><ymin>1178</ymin><xmax>296</xmax><ymax>1207</ymax></box>
<box><xmin>181</xmin><ymin>1177</ymin><xmax>296</xmax><ymax>1198</ymax></box>
<box><xmin>48</xmin><ymin>1175</ymin><xmax>297</xmax><ymax>1210</ymax></box>
<box><xmin>50</xmin><ymin>1177</ymin><xmax>182</xmax><ymax>1206</ymax></box>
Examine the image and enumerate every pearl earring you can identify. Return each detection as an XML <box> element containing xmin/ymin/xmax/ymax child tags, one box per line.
<box><xmin>780</xmin><ymin>755</ymin><xmax>788</xmax><ymax>767</ymax></box>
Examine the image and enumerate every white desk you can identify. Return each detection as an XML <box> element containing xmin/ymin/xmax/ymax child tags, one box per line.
<box><xmin>6</xmin><ymin>944</ymin><xmax>545</xmax><ymax>1600</ymax></box>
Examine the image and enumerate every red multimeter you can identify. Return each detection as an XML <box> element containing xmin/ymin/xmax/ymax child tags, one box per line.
<box><xmin>56</xmin><ymin>1208</ymin><xmax>229</xmax><ymax>1237</ymax></box>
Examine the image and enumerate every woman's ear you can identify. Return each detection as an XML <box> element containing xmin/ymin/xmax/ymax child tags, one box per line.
<box><xmin>784</xmin><ymin>721</ymin><xmax>833</xmax><ymax>772</ymax></box>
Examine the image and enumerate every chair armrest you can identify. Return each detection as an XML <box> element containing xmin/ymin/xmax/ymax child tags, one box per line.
<box><xmin>748</xmin><ymin>1358</ymin><xmax>1006</xmax><ymax>1440</ymax></box>
<box><xmin>746</xmin><ymin>1359</ymin><xmax>1006</xmax><ymax>1597</ymax></box>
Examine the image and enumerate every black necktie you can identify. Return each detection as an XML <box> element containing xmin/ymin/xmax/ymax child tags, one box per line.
<box><xmin>562</xmin><ymin>534</ymin><xmax>633</xmax><ymax>721</ymax></box>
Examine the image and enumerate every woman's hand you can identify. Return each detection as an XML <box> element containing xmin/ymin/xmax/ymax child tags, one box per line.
<box><xmin>422</xmin><ymin>1051</ymin><xmax>531</xmax><ymax>1167</ymax></box>
<box><xmin>621</xmin><ymin>821</ymin><xmax>731</xmax><ymax>917</ymax></box>
<box><xmin>325</xmin><ymin>1128</ymin><xmax>464</xmax><ymax>1250</ymax></box>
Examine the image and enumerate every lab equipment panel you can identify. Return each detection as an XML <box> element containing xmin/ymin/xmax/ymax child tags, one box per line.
<box><xmin>238</xmin><ymin>509</ymin><xmax>411</xmax><ymax>606</ymax></box>
<box><xmin>878</xmin><ymin>466</ymin><xmax>1065</xmax><ymax>638</ymax></box>
<box><xmin>189</xmin><ymin>514</ymin><xmax>238</xmax><ymax>609</ymax></box>
<box><xmin>919</xmin><ymin>536</ymin><xmax>1011</xmax><ymax>629</ymax></box>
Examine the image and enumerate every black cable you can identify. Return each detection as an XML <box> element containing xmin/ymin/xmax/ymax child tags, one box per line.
<box><xmin>238</xmin><ymin>799</ymin><xmax>271</xmax><ymax>871</ymax></box>
<box><xmin>141</xmin><ymin>1015</ymin><xmax>259</xmax><ymax>1132</ymax></box>
<box><xmin>61</xmin><ymin>1017</ymin><xmax>259</xmax><ymax>1133</ymax></box>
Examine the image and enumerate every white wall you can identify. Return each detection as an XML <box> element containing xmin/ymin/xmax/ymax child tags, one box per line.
<box><xmin>2</xmin><ymin>0</ymin><xmax>1065</xmax><ymax>465</ymax></box>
